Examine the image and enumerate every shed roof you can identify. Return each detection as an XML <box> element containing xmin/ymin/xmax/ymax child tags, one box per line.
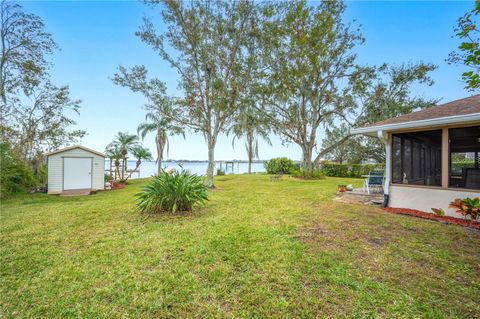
<box><xmin>352</xmin><ymin>95</ymin><xmax>480</xmax><ymax>135</ymax></box>
<box><xmin>45</xmin><ymin>146</ymin><xmax>105</xmax><ymax>157</ymax></box>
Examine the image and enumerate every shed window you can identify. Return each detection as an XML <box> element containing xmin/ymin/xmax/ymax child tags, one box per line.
<box><xmin>449</xmin><ymin>126</ymin><xmax>480</xmax><ymax>189</ymax></box>
<box><xmin>392</xmin><ymin>130</ymin><xmax>442</xmax><ymax>186</ymax></box>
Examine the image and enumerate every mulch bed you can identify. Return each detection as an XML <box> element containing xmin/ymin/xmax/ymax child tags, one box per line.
<box><xmin>110</xmin><ymin>181</ymin><xmax>125</xmax><ymax>190</ymax></box>
<box><xmin>384</xmin><ymin>207</ymin><xmax>480</xmax><ymax>230</ymax></box>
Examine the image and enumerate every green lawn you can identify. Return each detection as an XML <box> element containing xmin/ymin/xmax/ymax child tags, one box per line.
<box><xmin>1</xmin><ymin>175</ymin><xmax>479</xmax><ymax>318</ymax></box>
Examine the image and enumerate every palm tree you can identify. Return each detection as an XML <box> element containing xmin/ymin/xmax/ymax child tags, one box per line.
<box><xmin>231</xmin><ymin>108</ymin><xmax>271</xmax><ymax>174</ymax></box>
<box><xmin>138</xmin><ymin>112</ymin><xmax>184</xmax><ymax>175</ymax></box>
<box><xmin>105</xmin><ymin>144</ymin><xmax>122</xmax><ymax>180</ymax></box>
<box><xmin>106</xmin><ymin>132</ymin><xmax>140</xmax><ymax>179</ymax></box>
<box><xmin>126</xmin><ymin>146</ymin><xmax>153</xmax><ymax>180</ymax></box>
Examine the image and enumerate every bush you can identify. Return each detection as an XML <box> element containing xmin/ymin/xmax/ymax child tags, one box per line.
<box><xmin>216</xmin><ymin>169</ymin><xmax>225</xmax><ymax>176</ymax></box>
<box><xmin>449</xmin><ymin>197</ymin><xmax>480</xmax><ymax>220</ymax></box>
<box><xmin>321</xmin><ymin>163</ymin><xmax>384</xmax><ymax>178</ymax></box>
<box><xmin>451</xmin><ymin>160</ymin><xmax>475</xmax><ymax>173</ymax></box>
<box><xmin>264</xmin><ymin>157</ymin><xmax>298</xmax><ymax>174</ymax></box>
<box><xmin>35</xmin><ymin>163</ymin><xmax>48</xmax><ymax>186</ymax></box>
<box><xmin>136</xmin><ymin>169</ymin><xmax>208</xmax><ymax>214</ymax></box>
<box><xmin>0</xmin><ymin>142</ymin><xmax>37</xmax><ymax>198</ymax></box>
<box><xmin>291</xmin><ymin>168</ymin><xmax>326</xmax><ymax>180</ymax></box>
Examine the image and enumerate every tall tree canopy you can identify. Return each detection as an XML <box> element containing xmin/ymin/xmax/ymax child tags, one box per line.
<box><xmin>0</xmin><ymin>0</ymin><xmax>84</xmax><ymax>164</ymax></box>
<box><xmin>0</xmin><ymin>0</ymin><xmax>55</xmax><ymax>111</ymax></box>
<box><xmin>447</xmin><ymin>1</ymin><xmax>480</xmax><ymax>91</ymax></box>
<box><xmin>134</xmin><ymin>0</ymin><xmax>257</xmax><ymax>187</ymax></box>
<box><xmin>256</xmin><ymin>0</ymin><xmax>365</xmax><ymax>174</ymax></box>
<box><xmin>322</xmin><ymin>63</ymin><xmax>437</xmax><ymax>164</ymax></box>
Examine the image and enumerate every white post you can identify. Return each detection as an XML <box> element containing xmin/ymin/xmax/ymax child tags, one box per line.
<box><xmin>377</xmin><ymin>130</ymin><xmax>391</xmax><ymax>196</ymax></box>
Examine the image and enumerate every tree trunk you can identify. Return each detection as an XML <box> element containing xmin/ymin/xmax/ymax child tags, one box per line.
<box><xmin>156</xmin><ymin>128</ymin><xmax>163</xmax><ymax>175</ymax></box>
<box><xmin>302</xmin><ymin>146</ymin><xmax>314</xmax><ymax>175</ymax></box>
<box><xmin>114</xmin><ymin>161</ymin><xmax>120</xmax><ymax>180</ymax></box>
<box><xmin>206</xmin><ymin>138</ymin><xmax>216</xmax><ymax>188</ymax></box>
<box><xmin>247</xmin><ymin>134</ymin><xmax>253</xmax><ymax>174</ymax></box>
<box><xmin>126</xmin><ymin>160</ymin><xmax>141</xmax><ymax>180</ymax></box>
<box><xmin>157</xmin><ymin>159</ymin><xmax>162</xmax><ymax>176</ymax></box>
<box><xmin>121</xmin><ymin>157</ymin><xmax>127</xmax><ymax>180</ymax></box>
<box><xmin>109</xmin><ymin>158</ymin><xmax>113</xmax><ymax>180</ymax></box>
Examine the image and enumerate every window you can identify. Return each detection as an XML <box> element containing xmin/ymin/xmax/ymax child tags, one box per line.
<box><xmin>392</xmin><ymin>130</ymin><xmax>442</xmax><ymax>186</ymax></box>
<box><xmin>449</xmin><ymin>126</ymin><xmax>480</xmax><ymax>189</ymax></box>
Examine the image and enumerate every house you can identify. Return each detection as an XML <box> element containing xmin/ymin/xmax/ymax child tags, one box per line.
<box><xmin>46</xmin><ymin>146</ymin><xmax>105</xmax><ymax>195</ymax></box>
<box><xmin>352</xmin><ymin>95</ymin><xmax>480</xmax><ymax>218</ymax></box>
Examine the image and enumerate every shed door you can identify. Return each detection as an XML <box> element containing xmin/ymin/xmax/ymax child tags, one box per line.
<box><xmin>64</xmin><ymin>158</ymin><xmax>92</xmax><ymax>190</ymax></box>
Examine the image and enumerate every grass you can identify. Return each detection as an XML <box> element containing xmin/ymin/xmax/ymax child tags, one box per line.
<box><xmin>1</xmin><ymin>175</ymin><xmax>479</xmax><ymax>318</ymax></box>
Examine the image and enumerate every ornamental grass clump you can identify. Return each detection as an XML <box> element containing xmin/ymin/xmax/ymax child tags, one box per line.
<box><xmin>136</xmin><ymin>169</ymin><xmax>208</xmax><ymax>214</ymax></box>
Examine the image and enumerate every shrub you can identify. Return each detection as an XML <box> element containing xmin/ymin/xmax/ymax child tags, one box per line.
<box><xmin>321</xmin><ymin>163</ymin><xmax>384</xmax><ymax>178</ymax></box>
<box><xmin>322</xmin><ymin>163</ymin><xmax>350</xmax><ymax>177</ymax></box>
<box><xmin>216</xmin><ymin>169</ymin><xmax>225</xmax><ymax>176</ymax></box>
<box><xmin>451</xmin><ymin>160</ymin><xmax>475</xmax><ymax>173</ymax></box>
<box><xmin>136</xmin><ymin>169</ymin><xmax>208</xmax><ymax>214</ymax></box>
<box><xmin>291</xmin><ymin>168</ymin><xmax>326</xmax><ymax>180</ymax></box>
<box><xmin>35</xmin><ymin>163</ymin><xmax>48</xmax><ymax>186</ymax></box>
<box><xmin>449</xmin><ymin>197</ymin><xmax>480</xmax><ymax>220</ymax></box>
<box><xmin>0</xmin><ymin>142</ymin><xmax>37</xmax><ymax>198</ymax></box>
<box><xmin>431</xmin><ymin>208</ymin><xmax>446</xmax><ymax>216</ymax></box>
<box><xmin>264</xmin><ymin>157</ymin><xmax>298</xmax><ymax>174</ymax></box>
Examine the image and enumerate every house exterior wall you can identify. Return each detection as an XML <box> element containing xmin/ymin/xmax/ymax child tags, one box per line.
<box><xmin>389</xmin><ymin>185</ymin><xmax>479</xmax><ymax>218</ymax></box>
<box><xmin>47</xmin><ymin>148</ymin><xmax>105</xmax><ymax>194</ymax></box>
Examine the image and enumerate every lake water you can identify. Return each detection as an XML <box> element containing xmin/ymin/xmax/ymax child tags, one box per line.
<box><xmin>105</xmin><ymin>160</ymin><xmax>266</xmax><ymax>179</ymax></box>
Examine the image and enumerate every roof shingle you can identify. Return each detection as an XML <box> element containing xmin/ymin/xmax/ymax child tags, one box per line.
<box><xmin>364</xmin><ymin>94</ymin><xmax>480</xmax><ymax>128</ymax></box>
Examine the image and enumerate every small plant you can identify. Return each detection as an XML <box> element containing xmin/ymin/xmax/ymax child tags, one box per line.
<box><xmin>216</xmin><ymin>169</ymin><xmax>225</xmax><ymax>176</ymax></box>
<box><xmin>264</xmin><ymin>157</ymin><xmax>298</xmax><ymax>174</ymax></box>
<box><xmin>136</xmin><ymin>169</ymin><xmax>208</xmax><ymax>214</ymax></box>
<box><xmin>449</xmin><ymin>197</ymin><xmax>480</xmax><ymax>221</ymax></box>
<box><xmin>431</xmin><ymin>208</ymin><xmax>445</xmax><ymax>216</ymax></box>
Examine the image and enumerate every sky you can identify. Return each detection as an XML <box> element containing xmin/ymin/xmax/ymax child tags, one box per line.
<box><xmin>21</xmin><ymin>0</ymin><xmax>476</xmax><ymax>161</ymax></box>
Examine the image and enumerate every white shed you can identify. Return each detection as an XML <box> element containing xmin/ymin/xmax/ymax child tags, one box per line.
<box><xmin>46</xmin><ymin>146</ymin><xmax>106</xmax><ymax>194</ymax></box>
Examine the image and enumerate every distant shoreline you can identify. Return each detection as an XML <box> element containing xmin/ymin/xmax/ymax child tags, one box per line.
<box><xmin>137</xmin><ymin>160</ymin><xmax>267</xmax><ymax>164</ymax></box>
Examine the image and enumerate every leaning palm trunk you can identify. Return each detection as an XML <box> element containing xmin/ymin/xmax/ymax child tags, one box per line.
<box><xmin>126</xmin><ymin>160</ymin><xmax>142</xmax><ymax>180</ymax></box>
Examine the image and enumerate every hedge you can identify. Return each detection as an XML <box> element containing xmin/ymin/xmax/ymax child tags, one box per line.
<box><xmin>451</xmin><ymin>160</ymin><xmax>476</xmax><ymax>171</ymax></box>
<box><xmin>321</xmin><ymin>163</ymin><xmax>385</xmax><ymax>178</ymax></box>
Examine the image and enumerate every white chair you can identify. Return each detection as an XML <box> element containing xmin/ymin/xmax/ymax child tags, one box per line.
<box><xmin>364</xmin><ymin>170</ymin><xmax>384</xmax><ymax>194</ymax></box>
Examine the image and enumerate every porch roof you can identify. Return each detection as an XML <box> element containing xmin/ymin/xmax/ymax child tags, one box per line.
<box><xmin>351</xmin><ymin>94</ymin><xmax>480</xmax><ymax>136</ymax></box>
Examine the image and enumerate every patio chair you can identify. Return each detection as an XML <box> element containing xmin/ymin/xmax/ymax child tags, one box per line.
<box><xmin>363</xmin><ymin>170</ymin><xmax>384</xmax><ymax>195</ymax></box>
